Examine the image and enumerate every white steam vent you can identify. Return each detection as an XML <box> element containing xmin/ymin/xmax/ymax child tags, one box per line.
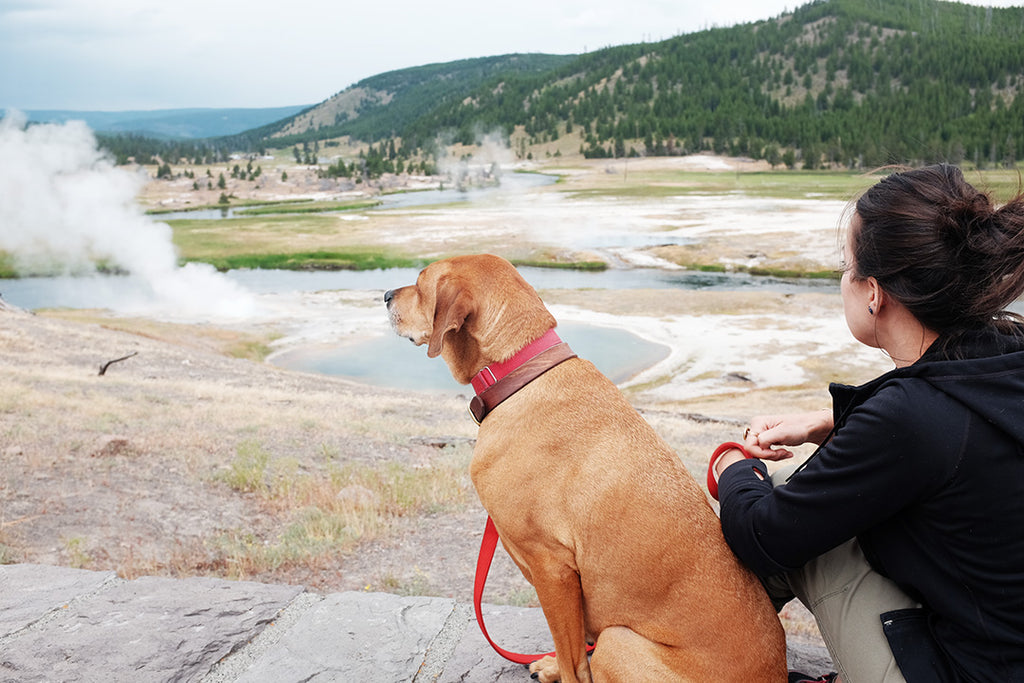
<box><xmin>0</xmin><ymin>110</ymin><xmax>255</xmax><ymax>319</ymax></box>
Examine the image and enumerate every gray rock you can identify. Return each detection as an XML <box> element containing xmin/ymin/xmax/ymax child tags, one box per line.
<box><xmin>0</xmin><ymin>563</ymin><xmax>832</xmax><ymax>682</ymax></box>
<box><xmin>439</xmin><ymin>603</ymin><xmax>554</xmax><ymax>682</ymax></box>
<box><xmin>235</xmin><ymin>591</ymin><xmax>454</xmax><ymax>683</ymax></box>
<box><xmin>787</xmin><ymin>637</ymin><xmax>836</xmax><ymax>678</ymax></box>
<box><xmin>0</xmin><ymin>563</ymin><xmax>116</xmax><ymax>638</ymax></box>
<box><xmin>0</xmin><ymin>572</ymin><xmax>302</xmax><ymax>683</ymax></box>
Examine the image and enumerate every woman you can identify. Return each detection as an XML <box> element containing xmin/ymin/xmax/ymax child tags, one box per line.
<box><xmin>709</xmin><ymin>164</ymin><xmax>1024</xmax><ymax>682</ymax></box>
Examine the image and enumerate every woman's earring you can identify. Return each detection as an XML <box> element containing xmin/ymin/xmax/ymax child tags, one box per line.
<box><xmin>868</xmin><ymin>305</ymin><xmax>874</xmax><ymax>315</ymax></box>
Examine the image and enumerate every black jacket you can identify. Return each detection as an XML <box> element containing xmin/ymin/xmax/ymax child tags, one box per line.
<box><xmin>719</xmin><ymin>327</ymin><xmax>1024</xmax><ymax>682</ymax></box>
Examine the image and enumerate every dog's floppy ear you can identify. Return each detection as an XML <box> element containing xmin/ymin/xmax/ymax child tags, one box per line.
<box><xmin>427</xmin><ymin>277</ymin><xmax>474</xmax><ymax>358</ymax></box>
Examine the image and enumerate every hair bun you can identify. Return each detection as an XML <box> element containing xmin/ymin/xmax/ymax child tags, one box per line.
<box><xmin>855</xmin><ymin>164</ymin><xmax>1024</xmax><ymax>338</ymax></box>
<box><xmin>945</xmin><ymin>192</ymin><xmax>994</xmax><ymax>232</ymax></box>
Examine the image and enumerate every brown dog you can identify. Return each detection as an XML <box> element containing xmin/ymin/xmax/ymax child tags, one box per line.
<box><xmin>385</xmin><ymin>254</ymin><xmax>786</xmax><ymax>682</ymax></box>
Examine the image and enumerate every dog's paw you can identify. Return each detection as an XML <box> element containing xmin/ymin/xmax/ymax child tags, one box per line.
<box><xmin>528</xmin><ymin>655</ymin><xmax>560</xmax><ymax>683</ymax></box>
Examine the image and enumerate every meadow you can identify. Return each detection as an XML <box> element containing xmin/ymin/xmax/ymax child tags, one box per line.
<box><xmin>151</xmin><ymin>161</ymin><xmax>1023</xmax><ymax>279</ymax></box>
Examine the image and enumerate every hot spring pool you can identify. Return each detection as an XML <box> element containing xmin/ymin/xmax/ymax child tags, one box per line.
<box><xmin>268</xmin><ymin>322</ymin><xmax>670</xmax><ymax>393</ymax></box>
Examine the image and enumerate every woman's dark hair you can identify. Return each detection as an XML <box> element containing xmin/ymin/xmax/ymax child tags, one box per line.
<box><xmin>853</xmin><ymin>163</ymin><xmax>1024</xmax><ymax>342</ymax></box>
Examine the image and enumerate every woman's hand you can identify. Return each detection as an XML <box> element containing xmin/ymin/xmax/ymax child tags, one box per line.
<box><xmin>743</xmin><ymin>409</ymin><xmax>833</xmax><ymax>460</ymax></box>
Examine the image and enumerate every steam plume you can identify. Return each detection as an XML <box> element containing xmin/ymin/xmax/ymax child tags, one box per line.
<box><xmin>434</xmin><ymin>128</ymin><xmax>516</xmax><ymax>189</ymax></box>
<box><xmin>0</xmin><ymin>111</ymin><xmax>254</xmax><ymax>318</ymax></box>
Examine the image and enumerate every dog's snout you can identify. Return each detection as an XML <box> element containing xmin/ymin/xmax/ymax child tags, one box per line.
<box><xmin>383</xmin><ymin>289</ymin><xmax>395</xmax><ymax>306</ymax></box>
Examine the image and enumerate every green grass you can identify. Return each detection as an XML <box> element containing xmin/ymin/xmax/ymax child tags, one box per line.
<box><xmin>187</xmin><ymin>250</ymin><xmax>428</xmax><ymax>272</ymax></box>
<box><xmin>682</xmin><ymin>262</ymin><xmax>839</xmax><ymax>280</ymax></box>
<box><xmin>167</xmin><ymin>207</ymin><xmax>613</xmax><ymax>272</ymax></box>
<box><xmin>0</xmin><ymin>543</ymin><xmax>19</xmax><ymax>565</ymax></box>
<box><xmin>216</xmin><ymin>440</ymin><xmax>271</xmax><ymax>493</ymax></box>
<box><xmin>0</xmin><ymin>252</ymin><xmax>16</xmax><ymax>279</ymax></box>
<box><xmin>64</xmin><ymin>537</ymin><xmax>93</xmax><ymax>569</ymax></box>
<box><xmin>749</xmin><ymin>267</ymin><xmax>839</xmax><ymax>280</ymax></box>
<box><xmin>168</xmin><ymin>213</ymin><xmax>364</xmax><ymax>262</ymax></box>
<box><xmin>563</xmin><ymin>167</ymin><xmax>1024</xmax><ymax>203</ymax></box>
<box><xmin>234</xmin><ymin>199</ymin><xmax>381</xmax><ymax>216</ymax></box>
<box><xmin>965</xmin><ymin>168</ymin><xmax>1024</xmax><ymax>203</ymax></box>
<box><xmin>510</xmin><ymin>258</ymin><xmax>608</xmax><ymax>271</ymax></box>
<box><xmin>146</xmin><ymin>198</ymin><xmax>316</xmax><ymax>215</ymax></box>
<box><xmin>380</xmin><ymin>187</ymin><xmax>435</xmax><ymax>197</ymax></box>
<box><xmin>225</xmin><ymin>338</ymin><xmax>277</xmax><ymax>361</ymax></box>
<box><xmin>0</xmin><ymin>251</ymin><xmax>120</xmax><ymax>278</ymax></box>
<box><xmin>568</xmin><ymin>169</ymin><xmax>880</xmax><ymax>201</ymax></box>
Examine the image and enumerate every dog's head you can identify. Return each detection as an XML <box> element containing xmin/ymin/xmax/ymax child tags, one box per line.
<box><xmin>384</xmin><ymin>254</ymin><xmax>556</xmax><ymax>384</ymax></box>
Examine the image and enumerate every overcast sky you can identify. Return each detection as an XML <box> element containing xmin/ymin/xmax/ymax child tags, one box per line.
<box><xmin>1</xmin><ymin>0</ymin><xmax>1021</xmax><ymax>112</ymax></box>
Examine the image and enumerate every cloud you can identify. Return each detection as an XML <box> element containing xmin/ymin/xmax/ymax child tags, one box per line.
<box><xmin>3</xmin><ymin>0</ymin><xmax>1021</xmax><ymax>110</ymax></box>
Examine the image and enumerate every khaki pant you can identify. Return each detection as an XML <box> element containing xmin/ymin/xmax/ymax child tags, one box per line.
<box><xmin>764</xmin><ymin>466</ymin><xmax>920</xmax><ymax>683</ymax></box>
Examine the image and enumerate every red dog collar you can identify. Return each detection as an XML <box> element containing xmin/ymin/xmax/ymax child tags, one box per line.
<box><xmin>470</xmin><ymin>328</ymin><xmax>563</xmax><ymax>395</ymax></box>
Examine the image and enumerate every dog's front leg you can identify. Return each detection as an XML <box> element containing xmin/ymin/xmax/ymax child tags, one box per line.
<box><xmin>527</xmin><ymin>559</ymin><xmax>592</xmax><ymax>683</ymax></box>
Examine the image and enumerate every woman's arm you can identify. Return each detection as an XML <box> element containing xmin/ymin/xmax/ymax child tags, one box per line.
<box><xmin>717</xmin><ymin>383</ymin><xmax>953</xmax><ymax>578</ymax></box>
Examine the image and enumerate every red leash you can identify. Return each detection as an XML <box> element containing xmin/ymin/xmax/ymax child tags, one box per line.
<box><xmin>474</xmin><ymin>516</ymin><xmax>595</xmax><ymax>664</ymax></box>
<box><xmin>706</xmin><ymin>441</ymin><xmax>753</xmax><ymax>501</ymax></box>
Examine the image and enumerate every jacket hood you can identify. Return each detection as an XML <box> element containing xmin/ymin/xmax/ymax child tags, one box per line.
<box><xmin>832</xmin><ymin>326</ymin><xmax>1024</xmax><ymax>446</ymax></box>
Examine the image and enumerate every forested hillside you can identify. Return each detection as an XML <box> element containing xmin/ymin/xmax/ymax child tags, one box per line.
<box><xmin>102</xmin><ymin>0</ymin><xmax>1024</xmax><ymax>170</ymax></box>
<box><xmin>265</xmin><ymin>54</ymin><xmax>576</xmax><ymax>146</ymax></box>
<box><xmin>398</xmin><ymin>0</ymin><xmax>1024</xmax><ymax>168</ymax></box>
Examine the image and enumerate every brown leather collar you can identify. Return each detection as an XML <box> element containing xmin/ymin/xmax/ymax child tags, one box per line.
<box><xmin>468</xmin><ymin>342</ymin><xmax>577</xmax><ymax>424</ymax></box>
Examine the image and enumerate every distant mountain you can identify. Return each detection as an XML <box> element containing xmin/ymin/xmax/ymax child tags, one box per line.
<box><xmin>249</xmin><ymin>0</ymin><xmax>1024</xmax><ymax>169</ymax></box>
<box><xmin>218</xmin><ymin>53</ymin><xmax>576</xmax><ymax>150</ymax></box>
<box><xmin>24</xmin><ymin>106</ymin><xmax>313</xmax><ymax>139</ymax></box>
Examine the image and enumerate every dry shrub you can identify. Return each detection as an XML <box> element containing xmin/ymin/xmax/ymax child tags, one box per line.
<box><xmin>213</xmin><ymin>441</ymin><xmax>473</xmax><ymax>579</ymax></box>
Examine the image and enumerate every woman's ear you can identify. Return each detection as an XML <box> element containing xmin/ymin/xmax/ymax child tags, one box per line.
<box><xmin>867</xmin><ymin>276</ymin><xmax>883</xmax><ymax>314</ymax></box>
<box><xmin>427</xmin><ymin>278</ymin><xmax>474</xmax><ymax>358</ymax></box>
